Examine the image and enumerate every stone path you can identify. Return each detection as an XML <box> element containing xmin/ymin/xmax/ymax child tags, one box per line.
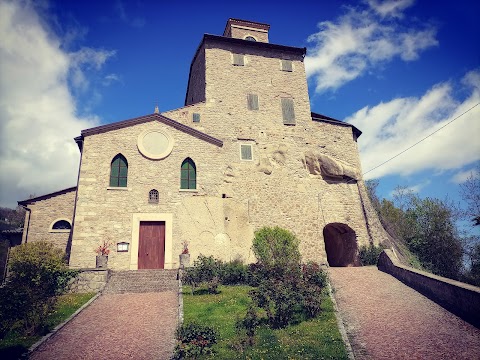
<box><xmin>30</xmin><ymin>291</ymin><xmax>178</xmax><ymax>360</ymax></box>
<box><xmin>329</xmin><ymin>266</ymin><xmax>480</xmax><ymax>360</ymax></box>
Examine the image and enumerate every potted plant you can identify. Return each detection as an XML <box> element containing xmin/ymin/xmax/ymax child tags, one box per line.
<box><xmin>95</xmin><ymin>238</ymin><xmax>113</xmax><ymax>268</ymax></box>
<box><xmin>179</xmin><ymin>241</ymin><xmax>190</xmax><ymax>269</ymax></box>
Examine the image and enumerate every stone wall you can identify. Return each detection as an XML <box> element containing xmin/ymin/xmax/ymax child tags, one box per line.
<box><xmin>185</xmin><ymin>47</ymin><xmax>206</xmax><ymax>106</ymax></box>
<box><xmin>68</xmin><ymin>269</ymin><xmax>109</xmax><ymax>293</ymax></box>
<box><xmin>69</xmin><ymin>120</ymin><xmax>225</xmax><ymax>269</ymax></box>
<box><xmin>378</xmin><ymin>249</ymin><xmax>480</xmax><ymax>327</ymax></box>
<box><xmin>21</xmin><ymin>189</ymin><xmax>76</xmax><ymax>252</ymax></box>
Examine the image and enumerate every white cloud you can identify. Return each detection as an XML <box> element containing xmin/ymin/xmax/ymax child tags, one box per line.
<box><xmin>367</xmin><ymin>0</ymin><xmax>414</xmax><ymax>18</ymax></box>
<box><xmin>347</xmin><ymin>70</ymin><xmax>480</xmax><ymax>180</ymax></box>
<box><xmin>114</xmin><ymin>0</ymin><xmax>146</xmax><ymax>28</ymax></box>
<box><xmin>305</xmin><ymin>0</ymin><xmax>438</xmax><ymax>93</ymax></box>
<box><xmin>451</xmin><ymin>169</ymin><xmax>480</xmax><ymax>184</ymax></box>
<box><xmin>0</xmin><ymin>0</ymin><xmax>113</xmax><ymax>207</ymax></box>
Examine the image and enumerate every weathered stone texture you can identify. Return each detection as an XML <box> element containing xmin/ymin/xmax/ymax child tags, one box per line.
<box><xmin>68</xmin><ymin>269</ymin><xmax>108</xmax><ymax>293</ymax></box>
<box><xmin>21</xmin><ymin>189</ymin><xmax>75</xmax><ymax>251</ymax></box>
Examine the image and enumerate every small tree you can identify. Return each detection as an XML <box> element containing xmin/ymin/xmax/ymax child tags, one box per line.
<box><xmin>249</xmin><ymin>227</ymin><xmax>325</xmax><ymax>328</ymax></box>
<box><xmin>0</xmin><ymin>241</ymin><xmax>77</xmax><ymax>337</ymax></box>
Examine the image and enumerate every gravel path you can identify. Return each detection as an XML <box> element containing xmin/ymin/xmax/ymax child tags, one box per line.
<box><xmin>329</xmin><ymin>266</ymin><xmax>480</xmax><ymax>360</ymax></box>
<box><xmin>30</xmin><ymin>291</ymin><xmax>178</xmax><ymax>360</ymax></box>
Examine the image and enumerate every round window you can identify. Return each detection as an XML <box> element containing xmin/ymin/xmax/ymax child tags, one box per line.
<box><xmin>137</xmin><ymin>129</ymin><xmax>174</xmax><ymax>160</ymax></box>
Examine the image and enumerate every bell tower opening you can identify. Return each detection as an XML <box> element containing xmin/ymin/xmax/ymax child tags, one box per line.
<box><xmin>323</xmin><ymin>223</ymin><xmax>358</xmax><ymax>267</ymax></box>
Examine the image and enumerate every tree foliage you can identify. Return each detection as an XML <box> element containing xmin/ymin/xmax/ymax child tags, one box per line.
<box><xmin>366</xmin><ymin>181</ymin><xmax>464</xmax><ymax>280</ymax></box>
<box><xmin>0</xmin><ymin>241</ymin><xmax>77</xmax><ymax>338</ymax></box>
<box><xmin>249</xmin><ymin>227</ymin><xmax>326</xmax><ymax>328</ymax></box>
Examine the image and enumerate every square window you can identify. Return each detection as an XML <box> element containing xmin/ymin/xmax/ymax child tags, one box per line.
<box><xmin>240</xmin><ymin>144</ymin><xmax>253</xmax><ymax>161</ymax></box>
<box><xmin>247</xmin><ymin>94</ymin><xmax>259</xmax><ymax>110</ymax></box>
<box><xmin>281</xmin><ymin>60</ymin><xmax>293</xmax><ymax>72</ymax></box>
<box><xmin>233</xmin><ymin>53</ymin><xmax>244</xmax><ymax>66</ymax></box>
<box><xmin>193</xmin><ymin>113</ymin><xmax>200</xmax><ymax>122</ymax></box>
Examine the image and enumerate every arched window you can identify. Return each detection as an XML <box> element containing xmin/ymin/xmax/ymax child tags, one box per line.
<box><xmin>180</xmin><ymin>158</ymin><xmax>196</xmax><ymax>190</ymax></box>
<box><xmin>149</xmin><ymin>189</ymin><xmax>159</xmax><ymax>203</ymax></box>
<box><xmin>245</xmin><ymin>36</ymin><xmax>257</xmax><ymax>41</ymax></box>
<box><xmin>110</xmin><ymin>154</ymin><xmax>128</xmax><ymax>187</ymax></box>
<box><xmin>51</xmin><ymin>219</ymin><xmax>71</xmax><ymax>231</ymax></box>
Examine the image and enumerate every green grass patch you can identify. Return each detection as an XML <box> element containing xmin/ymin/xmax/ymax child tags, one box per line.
<box><xmin>182</xmin><ymin>285</ymin><xmax>348</xmax><ymax>359</ymax></box>
<box><xmin>0</xmin><ymin>292</ymin><xmax>95</xmax><ymax>359</ymax></box>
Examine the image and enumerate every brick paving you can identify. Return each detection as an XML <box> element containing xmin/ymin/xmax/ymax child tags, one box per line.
<box><xmin>329</xmin><ymin>266</ymin><xmax>480</xmax><ymax>360</ymax></box>
<box><xmin>30</xmin><ymin>292</ymin><xmax>178</xmax><ymax>360</ymax></box>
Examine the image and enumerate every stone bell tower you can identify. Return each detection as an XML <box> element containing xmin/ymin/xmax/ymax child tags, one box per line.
<box><xmin>223</xmin><ymin>18</ymin><xmax>270</xmax><ymax>43</ymax></box>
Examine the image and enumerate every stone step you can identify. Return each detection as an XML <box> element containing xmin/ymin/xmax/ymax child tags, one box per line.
<box><xmin>103</xmin><ymin>269</ymin><xmax>179</xmax><ymax>294</ymax></box>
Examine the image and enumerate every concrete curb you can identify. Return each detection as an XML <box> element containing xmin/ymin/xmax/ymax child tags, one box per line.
<box><xmin>327</xmin><ymin>282</ymin><xmax>355</xmax><ymax>360</ymax></box>
<box><xmin>28</xmin><ymin>292</ymin><xmax>102</xmax><ymax>356</ymax></box>
<box><xmin>178</xmin><ymin>270</ymin><xmax>184</xmax><ymax>325</ymax></box>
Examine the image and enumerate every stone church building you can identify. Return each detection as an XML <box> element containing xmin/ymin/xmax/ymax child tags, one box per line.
<box><xmin>18</xmin><ymin>19</ymin><xmax>387</xmax><ymax>270</ymax></box>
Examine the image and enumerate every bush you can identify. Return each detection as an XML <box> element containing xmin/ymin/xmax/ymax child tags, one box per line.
<box><xmin>0</xmin><ymin>242</ymin><xmax>78</xmax><ymax>338</ymax></box>
<box><xmin>172</xmin><ymin>322</ymin><xmax>217</xmax><ymax>359</ymax></box>
<box><xmin>248</xmin><ymin>227</ymin><xmax>327</xmax><ymax>328</ymax></box>
<box><xmin>252</xmin><ymin>226</ymin><xmax>301</xmax><ymax>269</ymax></box>
<box><xmin>183</xmin><ymin>255</ymin><xmax>222</xmax><ymax>294</ymax></box>
<box><xmin>219</xmin><ymin>259</ymin><xmax>249</xmax><ymax>285</ymax></box>
<box><xmin>358</xmin><ymin>243</ymin><xmax>385</xmax><ymax>266</ymax></box>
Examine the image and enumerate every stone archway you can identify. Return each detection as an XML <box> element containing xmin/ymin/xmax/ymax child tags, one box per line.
<box><xmin>323</xmin><ymin>223</ymin><xmax>358</xmax><ymax>267</ymax></box>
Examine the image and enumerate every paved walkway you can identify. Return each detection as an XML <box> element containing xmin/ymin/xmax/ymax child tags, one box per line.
<box><xmin>329</xmin><ymin>266</ymin><xmax>480</xmax><ymax>360</ymax></box>
<box><xmin>30</xmin><ymin>291</ymin><xmax>178</xmax><ymax>360</ymax></box>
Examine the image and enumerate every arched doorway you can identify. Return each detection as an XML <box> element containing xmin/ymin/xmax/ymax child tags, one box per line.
<box><xmin>323</xmin><ymin>223</ymin><xmax>358</xmax><ymax>266</ymax></box>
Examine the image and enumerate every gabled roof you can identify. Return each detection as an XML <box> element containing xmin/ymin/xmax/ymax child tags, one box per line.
<box><xmin>311</xmin><ymin>112</ymin><xmax>362</xmax><ymax>138</ymax></box>
<box><xmin>18</xmin><ymin>186</ymin><xmax>77</xmax><ymax>206</ymax></box>
<box><xmin>75</xmin><ymin>113</ymin><xmax>223</xmax><ymax>148</ymax></box>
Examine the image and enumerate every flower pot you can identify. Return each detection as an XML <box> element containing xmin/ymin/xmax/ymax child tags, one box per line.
<box><xmin>179</xmin><ymin>253</ymin><xmax>190</xmax><ymax>269</ymax></box>
<box><xmin>96</xmin><ymin>255</ymin><xmax>108</xmax><ymax>268</ymax></box>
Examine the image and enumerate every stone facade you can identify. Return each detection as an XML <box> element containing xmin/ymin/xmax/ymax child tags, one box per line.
<box><xmin>19</xmin><ymin>188</ymin><xmax>76</xmax><ymax>252</ymax></box>
<box><xmin>20</xmin><ymin>19</ymin><xmax>389</xmax><ymax>270</ymax></box>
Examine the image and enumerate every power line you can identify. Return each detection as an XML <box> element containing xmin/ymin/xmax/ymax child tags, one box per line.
<box><xmin>362</xmin><ymin>102</ymin><xmax>480</xmax><ymax>176</ymax></box>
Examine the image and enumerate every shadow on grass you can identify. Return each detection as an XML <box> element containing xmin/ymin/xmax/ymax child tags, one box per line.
<box><xmin>0</xmin><ymin>345</ymin><xmax>28</xmax><ymax>360</ymax></box>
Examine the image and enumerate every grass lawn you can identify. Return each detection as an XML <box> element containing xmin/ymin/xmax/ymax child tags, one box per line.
<box><xmin>182</xmin><ymin>285</ymin><xmax>348</xmax><ymax>359</ymax></box>
<box><xmin>0</xmin><ymin>292</ymin><xmax>96</xmax><ymax>359</ymax></box>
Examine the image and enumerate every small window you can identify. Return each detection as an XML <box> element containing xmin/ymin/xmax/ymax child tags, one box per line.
<box><xmin>149</xmin><ymin>189</ymin><xmax>159</xmax><ymax>203</ymax></box>
<box><xmin>193</xmin><ymin>113</ymin><xmax>200</xmax><ymax>123</ymax></box>
<box><xmin>110</xmin><ymin>154</ymin><xmax>128</xmax><ymax>187</ymax></box>
<box><xmin>245</xmin><ymin>36</ymin><xmax>256</xmax><ymax>42</ymax></box>
<box><xmin>233</xmin><ymin>54</ymin><xmax>244</xmax><ymax>66</ymax></box>
<box><xmin>240</xmin><ymin>144</ymin><xmax>253</xmax><ymax>161</ymax></box>
<box><xmin>52</xmin><ymin>220</ymin><xmax>71</xmax><ymax>230</ymax></box>
<box><xmin>247</xmin><ymin>94</ymin><xmax>259</xmax><ymax>110</ymax></box>
<box><xmin>180</xmin><ymin>158</ymin><xmax>197</xmax><ymax>190</ymax></box>
<box><xmin>281</xmin><ymin>98</ymin><xmax>295</xmax><ymax>125</ymax></box>
<box><xmin>281</xmin><ymin>60</ymin><xmax>293</xmax><ymax>72</ymax></box>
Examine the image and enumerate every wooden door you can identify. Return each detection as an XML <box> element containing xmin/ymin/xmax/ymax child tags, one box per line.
<box><xmin>138</xmin><ymin>221</ymin><xmax>165</xmax><ymax>269</ymax></box>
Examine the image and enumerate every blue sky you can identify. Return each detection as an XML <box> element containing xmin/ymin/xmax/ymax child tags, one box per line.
<box><xmin>0</xmin><ymin>0</ymin><xmax>479</xmax><ymax>216</ymax></box>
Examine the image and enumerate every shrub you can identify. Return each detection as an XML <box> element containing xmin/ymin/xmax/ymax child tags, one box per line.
<box><xmin>359</xmin><ymin>243</ymin><xmax>385</xmax><ymax>266</ymax></box>
<box><xmin>235</xmin><ymin>304</ymin><xmax>260</xmax><ymax>347</ymax></box>
<box><xmin>252</xmin><ymin>226</ymin><xmax>301</xmax><ymax>269</ymax></box>
<box><xmin>172</xmin><ymin>322</ymin><xmax>217</xmax><ymax>359</ymax></box>
<box><xmin>183</xmin><ymin>255</ymin><xmax>222</xmax><ymax>294</ymax></box>
<box><xmin>0</xmin><ymin>242</ymin><xmax>78</xmax><ymax>338</ymax></box>
<box><xmin>219</xmin><ymin>259</ymin><xmax>249</xmax><ymax>285</ymax></box>
<box><xmin>248</xmin><ymin>227</ymin><xmax>327</xmax><ymax>328</ymax></box>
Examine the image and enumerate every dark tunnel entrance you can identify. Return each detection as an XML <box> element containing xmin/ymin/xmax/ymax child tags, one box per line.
<box><xmin>323</xmin><ymin>223</ymin><xmax>358</xmax><ymax>267</ymax></box>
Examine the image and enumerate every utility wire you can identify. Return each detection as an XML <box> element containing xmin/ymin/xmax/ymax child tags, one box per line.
<box><xmin>362</xmin><ymin>102</ymin><xmax>480</xmax><ymax>176</ymax></box>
